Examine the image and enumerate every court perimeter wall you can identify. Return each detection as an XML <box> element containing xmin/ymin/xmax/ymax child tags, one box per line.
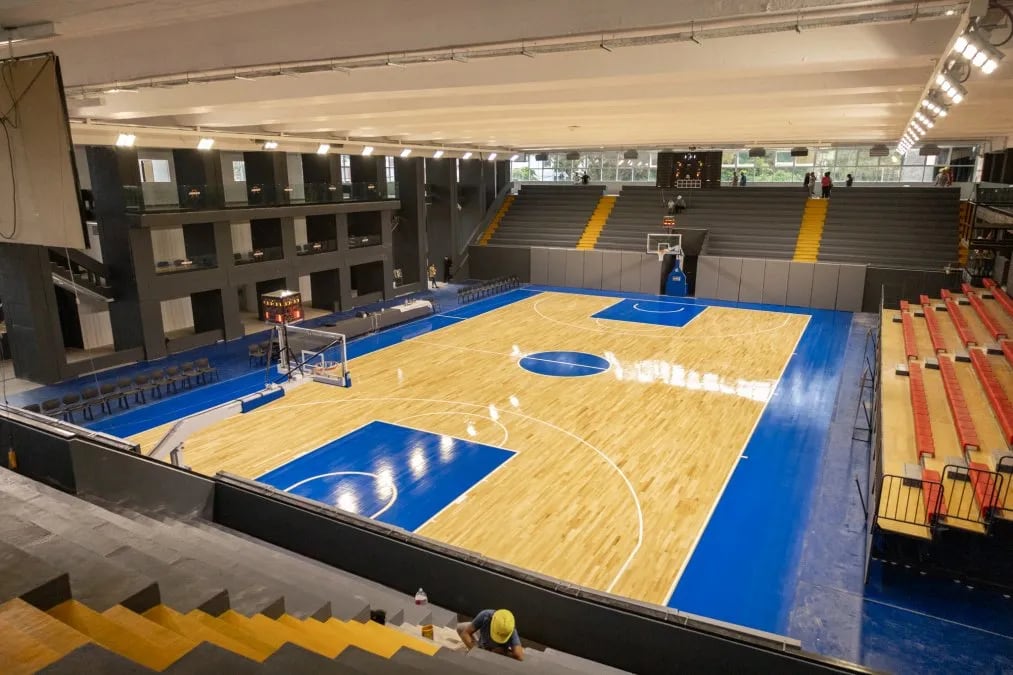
<box><xmin>0</xmin><ymin>404</ymin><xmax>869</xmax><ymax>674</ymax></box>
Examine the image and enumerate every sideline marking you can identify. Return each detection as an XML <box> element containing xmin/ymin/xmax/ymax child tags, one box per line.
<box><xmin>283</xmin><ymin>470</ymin><xmax>398</xmax><ymax>519</ymax></box>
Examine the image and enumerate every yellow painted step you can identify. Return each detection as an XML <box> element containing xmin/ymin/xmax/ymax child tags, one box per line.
<box><xmin>145</xmin><ymin>605</ymin><xmax>273</xmax><ymax>662</ymax></box>
<box><xmin>222</xmin><ymin>611</ymin><xmax>341</xmax><ymax>659</ymax></box>
<box><xmin>577</xmin><ymin>195</ymin><xmax>617</xmax><ymax>250</ymax></box>
<box><xmin>48</xmin><ymin>600</ymin><xmax>185</xmax><ymax>671</ymax></box>
<box><xmin>278</xmin><ymin>615</ymin><xmax>352</xmax><ymax>654</ymax></box>
<box><xmin>103</xmin><ymin>606</ymin><xmax>199</xmax><ymax>654</ymax></box>
<box><xmin>186</xmin><ymin>609</ymin><xmax>279</xmax><ymax>655</ymax></box>
<box><xmin>310</xmin><ymin>618</ymin><xmax>394</xmax><ymax>657</ymax></box>
<box><xmin>0</xmin><ymin>599</ymin><xmax>91</xmax><ymax>657</ymax></box>
<box><xmin>333</xmin><ymin>618</ymin><xmax>440</xmax><ymax>657</ymax></box>
<box><xmin>0</xmin><ymin>614</ymin><xmax>65</xmax><ymax>674</ymax></box>
<box><xmin>478</xmin><ymin>195</ymin><xmax>515</xmax><ymax>245</ymax></box>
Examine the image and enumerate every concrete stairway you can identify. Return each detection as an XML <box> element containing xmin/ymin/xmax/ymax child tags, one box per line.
<box><xmin>0</xmin><ymin>467</ymin><xmax>633</xmax><ymax>673</ymax></box>
<box><xmin>577</xmin><ymin>196</ymin><xmax>617</xmax><ymax>250</ymax></box>
<box><xmin>478</xmin><ymin>194</ymin><xmax>515</xmax><ymax>245</ymax></box>
<box><xmin>486</xmin><ymin>185</ymin><xmax>605</xmax><ymax>248</ymax></box>
<box><xmin>793</xmin><ymin>198</ymin><xmax>828</xmax><ymax>262</ymax></box>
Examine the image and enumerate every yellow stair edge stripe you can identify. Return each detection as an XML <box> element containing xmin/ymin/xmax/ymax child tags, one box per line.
<box><xmin>48</xmin><ymin>600</ymin><xmax>184</xmax><ymax>671</ymax></box>
<box><xmin>792</xmin><ymin>197</ymin><xmax>829</xmax><ymax>262</ymax></box>
<box><xmin>103</xmin><ymin>606</ymin><xmax>199</xmax><ymax>656</ymax></box>
<box><xmin>575</xmin><ymin>195</ymin><xmax>618</xmax><ymax>251</ymax></box>
<box><xmin>337</xmin><ymin>618</ymin><xmax>441</xmax><ymax>656</ymax></box>
<box><xmin>247</xmin><ymin>613</ymin><xmax>344</xmax><ymax>658</ymax></box>
<box><xmin>278</xmin><ymin>615</ymin><xmax>354</xmax><ymax>654</ymax></box>
<box><xmin>0</xmin><ymin>600</ymin><xmax>91</xmax><ymax>657</ymax></box>
<box><xmin>304</xmin><ymin>617</ymin><xmax>392</xmax><ymax>658</ymax></box>
<box><xmin>0</xmin><ymin>615</ymin><xmax>65</xmax><ymax>674</ymax></box>
<box><xmin>186</xmin><ymin>609</ymin><xmax>280</xmax><ymax>654</ymax></box>
<box><xmin>215</xmin><ymin>610</ymin><xmax>292</xmax><ymax>651</ymax></box>
<box><xmin>478</xmin><ymin>195</ymin><xmax>515</xmax><ymax>245</ymax></box>
<box><xmin>145</xmin><ymin>605</ymin><xmax>273</xmax><ymax>663</ymax></box>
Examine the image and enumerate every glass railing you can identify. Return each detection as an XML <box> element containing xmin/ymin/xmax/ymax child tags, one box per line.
<box><xmin>348</xmin><ymin>234</ymin><xmax>381</xmax><ymax>249</ymax></box>
<box><xmin>976</xmin><ymin>186</ymin><xmax>1013</xmax><ymax>206</ymax></box>
<box><xmin>233</xmin><ymin>246</ymin><xmax>284</xmax><ymax>265</ymax></box>
<box><xmin>125</xmin><ymin>181</ymin><xmax>399</xmax><ymax>212</ymax></box>
<box><xmin>296</xmin><ymin>239</ymin><xmax>338</xmax><ymax>255</ymax></box>
<box><xmin>153</xmin><ymin>254</ymin><xmax>218</xmax><ymax>274</ymax></box>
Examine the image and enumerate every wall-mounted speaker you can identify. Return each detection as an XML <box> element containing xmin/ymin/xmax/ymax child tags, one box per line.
<box><xmin>565</xmin><ymin>151</ymin><xmax>580</xmax><ymax>160</ymax></box>
<box><xmin>623</xmin><ymin>150</ymin><xmax>639</xmax><ymax>160</ymax></box>
<box><xmin>748</xmin><ymin>147</ymin><xmax>766</xmax><ymax>158</ymax></box>
<box><xmin>869</xmin><ymin>144</ymin><xmax>890</xmax><ymax>157</ymax></box>
<box><xmin>919</xmin><ymin>145</ymin><xmax>941</xmax><ymax>156</ymax></box>
<box><xmin>790</xmin><ymin>147</ymin><xmax>809</xmax><ymax>157</ymax></box>
<box><xmin>534</xmin><ymin>152</ymin><xmax>548</xmax><ymax>161</ymax></box>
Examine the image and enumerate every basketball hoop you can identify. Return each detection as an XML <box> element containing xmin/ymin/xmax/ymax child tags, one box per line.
<box><xmin>656</xmin><ymin>244</ymin><xmax>671</xmax><ymax>261</ymax></box>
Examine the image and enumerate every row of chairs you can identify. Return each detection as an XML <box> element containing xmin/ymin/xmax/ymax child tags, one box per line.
<box><xmin>23</xmin><ymin>358</ymin><xmax>218</xmax><ymax>423</ymax></box>
<box><xmin>458</xmin><ymin>276</ymin><xmax>520</xmax><ymax>304</ymax></box>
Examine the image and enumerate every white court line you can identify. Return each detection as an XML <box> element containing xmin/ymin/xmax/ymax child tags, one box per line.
<box><xmin>632</xmin><ymin>303</ymin><xmax>684</xmax><ymax>314</ymax></box>
<box><xmin>661</xmin><ymin>315</ymin><xmax>812</xmax><ymax>605</ymax></box>
<box><xmin>413</xmin><ymin>451</ymin><xmax>522</xmax><ymax>533</ymax></box>
<box><xmin>283</xmin><ymin>470</ymin><xmax>398</xmax><ymax>519</ymax></box>
<box><xmin>256</xmin><ymin>420</ymin><xmax>374</xmax><ymax>478</ymax></box>
<box><xmin>413</xmin><ymin>339</ymin><xmax>609</xmax><ymax>372</ymax></box>
<box><xmin>394</xmin><ymin>410</ymin><xmax>510</xmax><ymax>448</ymax></box>
<box><xmin>263</xmin><ymin>395</ymin><xmax>643</xmax><ymax>593</ymax></box>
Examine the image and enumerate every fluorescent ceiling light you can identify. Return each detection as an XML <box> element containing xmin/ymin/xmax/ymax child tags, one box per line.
<box><xmin>510</xmin><ymin>154</ymin><xmax>520</xmax><ymax>161</ymax></box>
<box><xmin>103</xmin><ymin>87</ymin><xmax>138</xmax><ymax>94</ymax></box>
<box><xmin>433</xmin><ymin>150</ymin><xmax>444</xmax><ymax>158</ymax></box>
<box><xmin>262</xmin><ymin>141</ymin><xmax>278</xmax><ymax>150</ymax></box>
<box><xmin>197</xmin><ymin>138</ymin><xmax>214</xmax><ymax>150</ymax></box>
<box><xmin>361</xmin><ymin>146</ymin><xmax>374</xmax><ymax>156</ymax></box>
<box><xmin>962</xmin><ymin>42</ymin><xmax>979</xmax><ymax>60</ymax></box>
<box><xmin>462</xmin><ymin>152</ymin><xmax>473</xmax><ymax>160</ymax></box>
<box><xmin>400</xmin><ymin>148</ymin><xmax>412</xmax><ymax>158</ymax></box>
<box><xmin>982</xmin><ymin>59</ymin><xmax>999</xmax><ymax>75</ymax></box>
<box><xmin>487</xmin><ymin>152</ymin><xmax>497</xmax><ymax>161</ymax></box>
<box><xmin>317</xmin><ymin>144</ymin><xmax>330</xmax><ymax>154</ymax></box>
<box><xmin>115</xmin><ymin>133</ymin><xmax>136</xmax><ymax>148</ymax></box>
<box><xmin>954</xmin><ymin>36</ymin><xmax>969</xmax><ymax>53</ymax></box>
<box><xmin>972</xmin><ymin>51</ymin><xmax>988</xmax><ymax>68</ymax></box>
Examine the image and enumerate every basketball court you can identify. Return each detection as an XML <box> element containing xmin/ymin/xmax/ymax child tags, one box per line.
<box><xmin>123</xmin><ymin>286</ymin><xmax>851</xmax><ymax>628</ymax></box>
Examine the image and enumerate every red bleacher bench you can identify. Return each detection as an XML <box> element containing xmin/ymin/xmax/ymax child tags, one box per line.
<box><xmin>921</xmin><ymin>306</ymin><xmax>947</xmax><ymax>353</ymax></box>
<box><xmin>983</xmin><ymin>278</ymin><xmax>996</xmax><ymax>289</ymax></box>
<box><xmin>920</xmin><ymin>468</ymin><xmax>947</xmax><ymax>523</ymax></box>
<box><xmin>968</xmin><ymin>350</ymin><xmax>1013</xmax><ymax>445</ymax></box>
<box><xmin>962</xmin><ymin>284</ymin><xmax>1006</xmax><ymax>341</ymax></box>
<box><xmin>919</xmin><ymin>294</ymin><xmax>932</xmax><ymax>306</ymax></box>
<box><xmin>937</xmin><ymin>357</ymin><xmax>981</xmax><ymax>452</ymax></box>
<box><xmin>900</xmin><ymin>300</ymin><xmax>910</xmax><ymax>312</ymax></box>
<box><xmin>941</xmin><ymin>289</ymin><xmax>953</xmax><ymax>299</ymax></box>
<box><xmin>908</xmin><ymin>363</ymin><xmax>935</xmax><ymax>459</ymax></box>
<box><xmin>943</xmin><ymin>295</ymin><xmax>977</xmax><ymax>347</ymax></box>
<box><xmin>984</xmin><ymin>278</ymin><xmax>1013</xmax><ymax>320</ymax></box>
<box><xmin>901</xmin><ymin>313</ymin><xmax>918</xmax><ymax>361</ymax></box>
<box><xmin>1002</xmin><ymin>341</ymin><xmax>1013</xmax><ymax>369</ymax></box>
<box><xmin>968</xmin><ymin>462</ymin><xmax>1000</xmax><ymax>516</ymax></box>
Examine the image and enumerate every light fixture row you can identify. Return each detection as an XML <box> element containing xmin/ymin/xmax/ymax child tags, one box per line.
<box><xmin>112</xmin><ymin>133</ymin><xmax>507</xmax><ymax>159</ymax></box>
<box><xmin>953</xmin><ymin>33</ymin><xmax>1003</xmax><ymax>75</ymax></box>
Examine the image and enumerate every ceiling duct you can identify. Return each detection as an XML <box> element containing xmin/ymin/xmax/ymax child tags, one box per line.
<box><xmin>534</xmin><ymin>152</ymin><xmax>549</xmax><ymax>161</ymax></box>
<box><xmin>919</xmin><ymin>144</ymin><xmax>941</xmax><ymax>156</ymax></box>
<box><xmin>623</xmin><ymin>150</ymin><xmax>639</xmax><ymax>160</ymax></box>
<box><xmin>565</xmin><ymin>151</ymin><xmax>580</xmax><ymax>160</ymax></box>
<box><xmin>747</xmin><ymin>147</ymin><xmax>766</xmax><ymax>158</ymax></box>
<box><xmin>869</xmin><ymin>144</ymin><xmax>890</xmax><ymax>157</ymax></box>
<box><xmin>790</xmin><ymin>147</ymin><xmax>809</xmax><ymax>157</ymax></box>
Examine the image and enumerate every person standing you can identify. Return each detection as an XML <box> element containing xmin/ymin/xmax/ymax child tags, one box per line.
<box><xmin>428</xmin><ymin>263</ymin><xmax>438</xmax><ymax>289</ymax></box>
<box><xmin>442</xmin><ymin>256</ymin><xmax>452</xmax><ymax>283</ymax></box>
<box><xmin>803</xmin><ymin>171</ymin><xmax>812</xmax><ymax>193</ymax></box>
<box><xmin>821</xmin><ymin>172</ymin><xmax>833</xmax><ymax>199</ymax></box>
<box><xmin>845</xmin><ymin>173</ymin><xmax>854</xmax><ymax>187</ymax></box>
<box><xmin>739</xmin><ymin>171</ymin><xmax>747</xmax><ymax>187</ymax></box>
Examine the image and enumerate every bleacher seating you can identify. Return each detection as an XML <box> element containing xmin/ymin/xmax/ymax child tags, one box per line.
<box><xmin>941</xmin><ymin>290</ymin><xmax>977</xmax><ymax>347</ymax></box>
<box><xmin>907</xmin><ymin>362</ymin><xmax>935</xmax><ymax>459</ymax></box>
<box><xmin>920</xmin><ymin>468</ymin><xmax>947</xmax><ymax>523</ymax></box>
<box><xmin>817</xmin><ymin>187</ymin><xmax>959</xmax><ymax>269</ymax></box>
<box><xmin>901</xmin><ymin>312</ymin><xmax>918</xmax><ymax>360</ymax></box>
<box><xmin>962</xmin><ymin>283</ymin><xmax>1007</xmax><ymax>341</ymax></box>
<box><xmin>487</xmin><ymin>185</ymin><xmax>604</xmax><ymax>248</ymax></box>
<box><xmin>968</xmin><ymin>350</ymin><xmax>1013</xmax><ymax>445</ymax></box>
<box><xmin>937</xmin><ymin>356</ymin><xmax>980</xmax><ymax>452</ymax></box>
<box><xmin>0</xmin><ymin>468</ymin><xmax>624</xmax><ymax>673</ymax></box>
<box><xmin>983</xmin><ymin>278</ymin><xmax>1013</xmax><ymax>318</ymax></box>
<box><xmin>594</xmin><ymin>186</ymin><xmax>805</xmax><ymax>258</ymax></box>
<box><xmin>919</xmin><ymin>295</ymin><xmax>948</xmax><ymax>353</ymax></box>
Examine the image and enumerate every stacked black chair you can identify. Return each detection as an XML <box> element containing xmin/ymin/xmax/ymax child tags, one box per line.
<box><xmin>40</xmin><ymin>399</ymin><xmax>61</xmax><ymax>417</ymax></box>
<box><xmin>60</xmin><ymin>393</ymin><xmax>81</xmax><ymax>422</ymax></box>
<box><xmin>79</xmin><ymin>387</ymin><xmax>101</xmax><ymax>421</ymax></box>
<box><xmin>115</xmin><ymin>377</ymin><xmax>135</xmax><ymax>409</ymax></box>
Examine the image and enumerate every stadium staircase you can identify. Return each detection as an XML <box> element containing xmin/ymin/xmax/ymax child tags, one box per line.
<box><xmin>477</xmin><ymin>194</ymin><xmax>515</xmax><ymax>245</ymax></box>
<box><xmin>0</xmin><ymin>467</ymin><xmax>628</xmax><ymax>673</ymax></box>
<box><xmin>817</xmin><ymin>187</ymin><xmax>959</xmax><ymax>268</ymax></box>
<box><xmin>593</xmin><ymin>186</ymin><xmax>805</xmax><ymax>258</ymax></box>
<box><xmin>576</xmin><ymin>196</ymin><xmax>617</xmax><ymax>250</ymax></box>
<box><xmin>792</xmin><ymin>198</ymin><xmax>828</xmax><ymax>262</ymax></box>
<box><xmin>484</xmin><ymin>185</ymin><xmax>604</xmax><ymax>248</ymax></box>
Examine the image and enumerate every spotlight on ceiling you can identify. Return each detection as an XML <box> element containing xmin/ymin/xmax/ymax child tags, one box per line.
<box><xmin>487</xmin><ymin>153</ymin><xmax>498</xmax><ymax>161</ymax></box>
<box><xmin>919</xmin><ymin>144</ymin><xmax>941</xmax><ymax>156</ymax></box>
<box><xmin>115</xmin><ymin>133</ymin><xmax>136</xmax><ymax>148</ymax></box>
<box><xmin>935</xmin><ymin>74</ymin><xmax>967</xmax><ymax>103</ymax></box>
<box><xmin>262</xmin><ymin>141</ymin><xmax>279</xmax><ymax>150</ymax></box>
<box><xmin>400</xmin><ymin>148</ymin><xmax>412</xmax><ymax>158</ymax></box>
<box><xmin>433</xmin><ymin>150</ymin><xmax>444</xmax><ymax>159</ymax></box>
<box><xmin>197</xmin><ymin>138</ymin><xmax>214</xmax><ymax>150</ymax></box>
<box><xmin>953</xmin><ymin>34</ymin><xmax>1004</xmax><ymax>74</ymax></box>
<box><xmin>317</xmin><ymin>144</ymin><xmax>330</xmax><ymax>155</ymax></box>
<box><xmin>361</xmin><ymin>146</ymin><xmax>374</xmax><ymax>156</ymax></box>
<box><xmin>462</xmin><ymin>151</ymin><xmax>473</xmax><ymax>160</ymax></box>
<box><xmin>510</xmin><ymin>154</ymin><xmax>520</xmax><ymax>161</ymax></box>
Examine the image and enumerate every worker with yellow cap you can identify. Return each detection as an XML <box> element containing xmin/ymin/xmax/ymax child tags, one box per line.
<box><xmin>457</xmin><ymin>609</ymin><xmax>524</xmax><ymax>661</ymax></box>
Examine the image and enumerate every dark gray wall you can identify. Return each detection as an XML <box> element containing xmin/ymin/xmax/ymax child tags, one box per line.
<box><xmin>457</xmin><ymin>159</ymin><xmax>487</xmax><ymax>257</ymax></box>
<box><xmin>467</xmin><ymin>244</ymin><xmax>531</xmax><ymax>281</ymax></box>
<box><xmin>0</xmin><ymin>244</ymin><xmax>67</xmax><ymax>382</ymax></box>
<box><xmin>863</xmin><ymin>266</ymin><xmax>961</xmax><ymax>312</ymax></box>
<box><xmin>309</xmin><ymin>269</ymin><xmax>340</xmax><ymax>311</ymax></box>
<box><xmin>424</xmin><ymin>157</ymin><xmax>459</xmax><ymax>269</ymax></box>
<box><xmin>393</xmin><ymin>157</ymin><xmax>426</xmax><ymax>287</ymax></box>
<box><xmin>349</xmin><ymin>155</ymin><xmax>384</xmax><ymax>184</ymax></box>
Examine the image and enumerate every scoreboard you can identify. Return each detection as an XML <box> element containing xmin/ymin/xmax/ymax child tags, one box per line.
<box><xmin>261</xmin><ymin>290</ymin><xmax>303</xmax><ymax>324</ymax></box>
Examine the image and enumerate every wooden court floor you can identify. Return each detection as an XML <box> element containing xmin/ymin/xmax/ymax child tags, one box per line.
<box><xmin>132</xmin><ymin>292</ymin><xmax>808</xmax><ymax>605</ymax></box>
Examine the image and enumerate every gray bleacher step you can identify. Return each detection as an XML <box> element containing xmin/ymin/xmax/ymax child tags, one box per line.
<box><xmin>162</xmin><ymin>641</ymin><xmax>263</xmax><ymax>674</ymax></box>
<box><xmin>523</xmin><ymin>649</ymin><xmax>590</xmax><ymax>674</ymax></box>
<box><xmin>336</xmin><ymin>645</ymin><xmax>429</xmax><ymax>674</ymax></box>
<box><xmin>392</xmin><ymin>647</ymin><xmax>490</xmax><ymax>674</ymax></box>
<box><xmin>15</xmin><ymin>525</ymin><xmax>160</xmax><ymax>612</ymax></box>
<box><xmin>38</xmin><ymin>643</ymin><xmax>155</xmax><ymax>674</ymax></box>
<box><xmin>0</xmin><ymin>539</ymin><xmax>71</xmax><ymax>609</ymax></box>
<box><xmin>467</xmin><ymin>646</ymin><xmax>532</xmax><ymax>672</ymax></box>
<box><xmin>540</xmin><ymin>647</ymin><xmax>632</xmax><ymax>674</ymax></box>
<box><xmin>260</xmin><ymin>643</ymin><xmax>358</xmax><ymax>674</ymax></box>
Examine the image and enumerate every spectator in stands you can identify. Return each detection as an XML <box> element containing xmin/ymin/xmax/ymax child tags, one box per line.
<box><xmin>803</xmin><ymin>172</ymin><xmax>812</xmax><ymax>192</ymax></box>
<box><xmin>846</xmin><ymin>173</ymin><xmax>854</xmax><ymax>187</ymax></box>
<box><xmin>428</xmin><ymin>263</ymin><xmax>438</xmax><ymax>289</ymax></box>
<box><xmin>443</xmin><ymin>256</ymin><xmax>453</xmax><ymax>283</ymax></box>
<box><xmin>821</xmin><ymin>172</ymin><xmax>832</xmax><ymax>198</ymax></box>
<box><xmin>934</xmin><ymin>167</ymin><xmax>952</xmax><ymax>187</ymax></box>
<box><xmin>674</xmin><ymin>194</ymin><xmax>687</xmax><ymax>213</ymax></box>
<box><xmin>580</xmin><ymin>172</ymin><xmax>590</xmax><ymax>185</ymax></box>
<box><xmin>739</xmin><ymin>171</ymin><xmax>747</xmax><ymax>187</ymax></box>
<box><xmin>458</xmin><ymin>609</ymin><xmax>524</xmax><ymax>661</ymax></box>
<box><xmin>809</xmin><ymin>172</ymin><xmax>818</xmax><ymax>197</ymax></box>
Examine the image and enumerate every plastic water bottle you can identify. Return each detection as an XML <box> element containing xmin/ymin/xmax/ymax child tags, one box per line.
<box><xmin>415</xmin><ymin>588</ymin><xmax>428</xmax><ymax>606</ymax></box>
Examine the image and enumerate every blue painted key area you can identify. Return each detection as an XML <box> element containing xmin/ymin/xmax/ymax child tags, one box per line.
<box><xmin>519</xmin><ymin>351</ymin><xmax>610</xmax><ymax>377</ymax></box>
<box><xmin>257</xmin><ymin>421</ymin><xmax>514</xmax><ymax>532</ymax></box>
<box><xmin>591</xmin><ymin>298</ymin><xmax>706</xmax><ymax>327</ymax></box>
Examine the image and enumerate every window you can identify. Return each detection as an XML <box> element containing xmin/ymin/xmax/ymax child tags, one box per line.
<box><xmin>138</xmin><ymin>158</ymin><xmax>171</xmax><ymax>183</ymax></box>
<box><xmin>340</xmin><ymin>155</ymin><xmax>351</xmax><ymax>183</ymax></box>
<box><xmin>232</xmin><ymin>161</ymin><xmax>246</xmax><ymax>182</ymax></box>
<box><xmin>385</xmin><ymin>156</ymin><xmax>395</xmax><ymax>184</ymax></box>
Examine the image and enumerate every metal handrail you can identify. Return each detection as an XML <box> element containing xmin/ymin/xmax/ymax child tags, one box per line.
<box><xmin>454</xmin><ymin>181</ymin><xmax>514</xmax><ymax>276</ymax></box>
